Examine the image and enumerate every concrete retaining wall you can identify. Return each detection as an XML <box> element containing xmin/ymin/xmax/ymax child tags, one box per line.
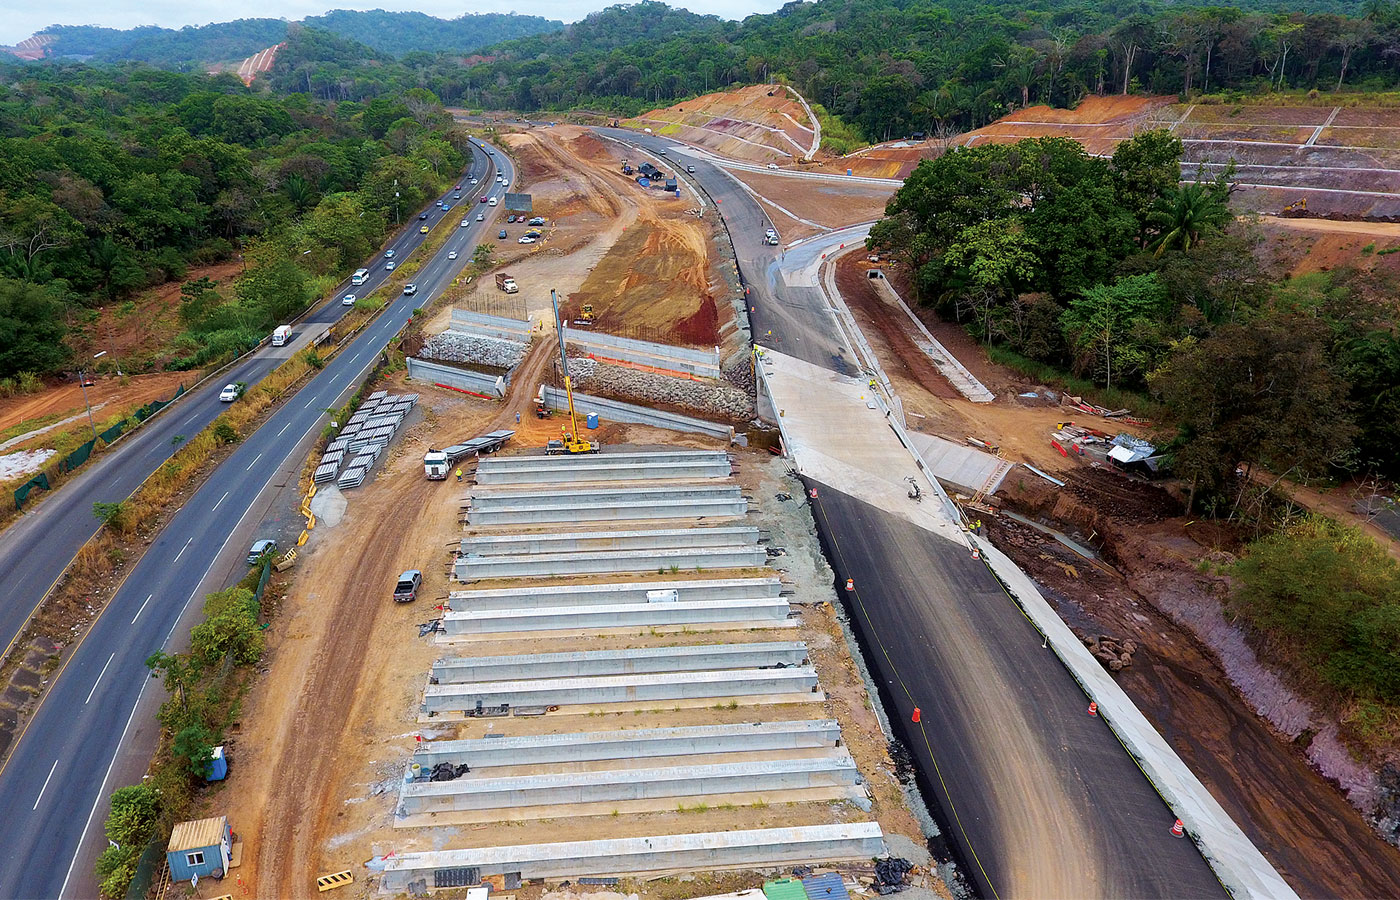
<box><xmin>474</xmin><ymin>459</ymin><xmax>732</xmax><ymax>484</ymax></box>
<box><xmin>905</xmin><ymin>432</ymin><xmax>1014</xmax><ymax>497</ymax></box>
<box><xmin>541</xmin><ymin>385</ymin><xmax>733</xmax><ymax>440</ymax></box>
<box><xmin>448</xmin><ymin>577</ymin><xmax>783</xmax><ymax>611</ymax></box>
<box><xmin>440</xmin><ymin>598</ymin><xmax>792</xmax><ymax>635</ymax></box>
<box><xmin>398</xmin><ymin>755</ymin><xmax>861</xmax><ymax>815</ymax></box>
<box><xmin>411</xmin><ymin>720</ymin><xmax>840</xmax><ymax>768</ymax></box>
<box><xmin>407</xmin><ymin>357</ymin><xmax>506</xmax><ymax>398</ymax></box>
<box><xmin>450</xmin><ymin>309</ymin><xmax>533</xmax><ymax>342</ymax></box>
<box><xmin>460</xmin><ymin>526</ymin><xmax>758</xmax><ymax>556</ymax></box>
<box><xmin>562</xmin><ymin>326</ymin><xmax>721</xmax><ymax>377</ymax></box>
<box><xmin>454</xmin><ymin>545</ymin><xmax>768</xmax><ymax>580</ymax></box>
<box><xmin>422</xmin><ymin>666</ymin><xmax>819</xmax><ymax>712</ymax></box>
<box><xmin>378</xmin><ymin>823</ymin><xmax>886</xmax><ymax>887</ymax></box>
<box><xmin>431</xmin><ymin>642</ymin><xmax>810</xmax><ymax>683</ymax></box>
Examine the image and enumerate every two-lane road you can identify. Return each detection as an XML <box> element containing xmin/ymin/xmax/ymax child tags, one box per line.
<box><xmin>0</xmin><ymin>141</ymin><xmax>515</xmax><ymax>900</ymax></box>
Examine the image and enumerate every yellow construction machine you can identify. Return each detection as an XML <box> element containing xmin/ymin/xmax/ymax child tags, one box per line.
<box><xmin>545</xmin><ymin>288</ymin><xmax>601</xmax><ymax>455</ymax></box>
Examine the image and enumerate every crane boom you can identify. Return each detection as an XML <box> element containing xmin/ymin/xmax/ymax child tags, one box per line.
<box><xmin>546</xmin><ymin>289</ymin><xmax>598</xmax><ymax>455</ymax></box>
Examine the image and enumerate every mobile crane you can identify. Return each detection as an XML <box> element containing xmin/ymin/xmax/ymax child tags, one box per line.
<box><xmin>544</xmin><ymin>288</ymin><xmax>601</xmax><ymax>455</ymax></box>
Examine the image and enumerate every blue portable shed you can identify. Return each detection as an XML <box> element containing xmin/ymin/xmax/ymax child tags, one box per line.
<box><xmin>167</xmin><ymin>816</ymin><xmax>232</xmax><ymax>882</ymax></box>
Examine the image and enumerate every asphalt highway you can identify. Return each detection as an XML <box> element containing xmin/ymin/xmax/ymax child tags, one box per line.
<box><xmin>0</xmin><ymin>151</ymin><xmax>495</xmax><ymax>667</ymax></box>
<box><xmin>0</xmin><ymin>142</ymin><xmax>514</xmax><ymax>900</ymax></box>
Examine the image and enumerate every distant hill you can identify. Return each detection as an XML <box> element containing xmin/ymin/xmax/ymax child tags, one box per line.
<box><xmin>4</xmin><ymin>10</ymin><xmax>562</xmax><ymax>68</ymax></box>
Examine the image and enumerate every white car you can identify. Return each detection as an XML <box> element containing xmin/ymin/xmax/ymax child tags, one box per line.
<box><xmin>518</xmin><ymin>236</ymin><xmax>536</xmax><ymax>244</ymax></box>
<box><xmin>470</xmin><ymin>178</ymin><xmax>477</xmax><ymax>184</ymax></box>
<box><xmin>342</xmin><ymin>294</ymin><xmax>356</xmax><ymax>306</ymax></box>
<box><xmin>218</xmin><ymin>383</ymin><xmax>241</xmax><ymax>402</ymax></box>
<box><xmin>476</xmin><ymin>212</ymin><xmax>484</xmax><ymax>221</ymax></box>
<box><xmin>385</xmin><ymin>261</ymin><xmax>396</xmax><ymax>271</ymax></box>
<box><xmin>657</xmin><ymin>148</ymin><xmax>666</xmax><ymax>155</ymax></box>
<box><xmin>447</xmin><ymin>250</ymin><xmax>458</xmax><ymax>260</ymax></box>
<box><xmin>384</xmin><ymin>249</ymin><xmax>395</xmax><ymax>258</ymax></box>
<box><xmin>402</xmin><ymin>283</ymin><xmax>418</xmax><ymax>295</ymax></box>
<box><xmin>460</xmin><ymin>219</ymin><xmax>469</xmax><ymax>227</ymax></box>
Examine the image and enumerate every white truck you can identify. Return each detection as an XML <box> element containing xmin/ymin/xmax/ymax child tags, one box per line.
<box><xmin>423</xmin><ymin>430</ymin><xmax>516</xmax><ymax>478</ymax></box>
<box><xmin>271</xmin><ymin>325</ymin><xmax>291</xmax><ymax>346</ymax></box>
<box><xmin>495</xmin><ymin>273</ymin><xmax>518</xmax><ymax>293</ymax></box>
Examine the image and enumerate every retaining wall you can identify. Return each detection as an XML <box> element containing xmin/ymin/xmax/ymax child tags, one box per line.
<box><xmin>540</xmin><ymin>385</ymin><xmax>733</xmax><ymax>440</ymax></box>
<box><xmin>459</xmin><ymin>526</ymin><xmax>758</xmax><ymax>556</ymax></box>
<box><xmin>421</xmin><ymin>666</ymin><xmax>820</xmax><ymax>712</ymax></box>
<box><xmin>562</xmin><ymin>325</ymin><xmax>721</xmax><ymax>377</ymax></box>
<box><xmin>439</xmin><ymin>598</ymin><xmax>792</xmax><ymax>635</ymax></box>
<box><xmin>447</xmin><ymin>577</ymin><xmax>783</xmax><ymax>611</ymax></box>
<box><xmin>377</xmin><ymin>823</ymin><xmax>886</xmax><ymax>888</ymax></box>
<box><xmin>450</xmin><ymin>309</ymin><xmax>533</xmax><ymax>342</ymax></box>
<box><xmin>410</xmin><ymin>720</ymin><xmax>840</xmax><ymax>767</ymax></box>
<box><xmin>408</xmin><ymin>357</ymin><xmax>506</xmax><ymax>398</ymax></box>
<box><xmin>454</xmin><ymin>545</ymin><xmax>768</xmax><ymax>580</ymax></box>
<box><xmin>397</xmin><ymin>755</ymin><xmax>861</xmax><ymax>816</ymax></box>
<box><xmin>431</xmin><ymin>642</ymin><xmax>810</xmax><ymax>683</ymax></box>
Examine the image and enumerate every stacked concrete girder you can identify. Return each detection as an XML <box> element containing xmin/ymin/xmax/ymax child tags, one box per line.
<box><xmin>397</xmin><ymin>754</ymin><xmax>863</xmax><ymax>821</ymax></box>
<box><xmin>410</xmin><ymin>720</ymin><xmax>840</xmax><ymax>767</ymax></box>
<box><xmin>378</xmin><ymin>824</ymin><xmax>886</xmax><ymax>889</ymax></box>
<box><xmin>466</xmin><ymin>483</ymin><xmax>746</xmax><ymax>526</ymax></box>
<box><xmin>422</xmin><ymin>666</ymin><xmax>820</xmax><ymax>714</ymax></box>
<box><xmin>473</xmin><ymin>450</ymin><xmax>732</xmax><ymax>484</ymax></box>
<box><xmin>439</xmin><ymin>598</ymin><xmax>794</xmax><ymax>638</ymax></box>
<box><xmin>448</xmin><ymin>577</ymin><xmax>783</xmax><ymax>611</ymax></box>
<box><xmin>432</xmin><ymin>642</ymin><xmax>810</xmax><ymax>683</ymax></box>
<box><xmin>455</xmin><ymin>527</ymin><xmax>766</xmax><ymax>579</ymax></box>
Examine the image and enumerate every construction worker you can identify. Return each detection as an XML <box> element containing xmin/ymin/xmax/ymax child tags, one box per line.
<box><xmin>455</xmin><ymin>468</ymin><xmax>462</xmax><ymax>483</ymax></box>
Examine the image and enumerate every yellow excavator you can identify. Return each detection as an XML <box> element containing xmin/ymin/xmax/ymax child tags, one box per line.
<box><xmin>545</xmin><ymin>288</ymin><xmax>601</xmax><ymax>455</ymax></box>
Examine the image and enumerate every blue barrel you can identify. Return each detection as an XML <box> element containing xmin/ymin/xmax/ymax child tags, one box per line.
<box><xmin>586</xmin><ymin>412</ymin><xmax>600</xmax><ymax>429</ymax></box>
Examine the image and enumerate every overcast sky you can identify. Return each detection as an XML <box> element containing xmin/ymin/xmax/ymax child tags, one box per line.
<box><xmin>2</xmin><ymin>0</ymin><xmax>787</xmax><ymax>45</ymax></box>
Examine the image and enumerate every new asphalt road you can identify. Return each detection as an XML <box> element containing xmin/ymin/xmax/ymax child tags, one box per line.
<box><xmin>602</xmin><ymin>128</ymin><xmax>1222</xmax><ymax>896</ymax></box>
<box><xmin>0</xmin><ymin>141</ymin><xmax>514</xmax><ymax>900</ymax></box>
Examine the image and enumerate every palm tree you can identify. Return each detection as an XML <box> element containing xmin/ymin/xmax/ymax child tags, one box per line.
<box><xmin>1148</xmin><ymin>177</ymin><xmax>1232</xmax><ymax>257</ymax></box>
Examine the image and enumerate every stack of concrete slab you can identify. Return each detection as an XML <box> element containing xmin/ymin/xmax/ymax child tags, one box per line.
<box><xmin>473</xmin><ymin>449</ymin><xmax>732</xmax><ymax>484</ymax></box>
<box><xmin>454</xmin><ymin>526</ymin><xmax>765</xmax><ymax>580</ymax></box>
<box><xmin>432</xmin><ymin>642</ymin><xmax>809</xmax><ymax>683</ymax></box>
<box><xmin>439</xmin><ymin>598</ymin><xmax>795</xmax><ymax>639</ymax></box>
<box><xmin>465</xmin><ymin>483</ymin><xmax>746</xmax><ymax>526</ymax></box>
<box><xmin>447</xmin><ymin>576</ymin><xmax>783</xmax><ymax>611</ymax></box>
<box><xmin>313</xmin><ymin>392</ymin><xmax>417</xmax><ymax>488</ymax></box>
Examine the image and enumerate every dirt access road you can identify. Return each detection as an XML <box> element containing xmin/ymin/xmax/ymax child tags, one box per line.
<box><xmin>830</xmin><ymin>250</ymin><xmax>1400</xmax><ymax>896</ymax></box>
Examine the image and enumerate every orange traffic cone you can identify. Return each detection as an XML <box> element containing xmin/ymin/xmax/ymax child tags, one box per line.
<box><xmin>911</xmin><ymin>707</ymin><xmax>921</xmax><ymax>723</ymax></box>
<box><xmin>971</xmin><ymin>547</ymin><xmax>981</xmax><ymax>560</ymax></box>
<box><xmin>1087</xmin><ymin>701</ymin><xmax>1098</xmax><ymax>716</ymax></box>
<box><xmin>845</xmin><ymin>578</ymin><xmax>854</xmax><ymax>592</ymax></box>
<box><xmin>1171</xmin><ymin>819</ymin><xmax>1185</xmax><ymax>838</ymax></box>
<box><xmin>809</xmin><ymin>488</ymin><xmax>818</xmax><ymax>499</ymax></box>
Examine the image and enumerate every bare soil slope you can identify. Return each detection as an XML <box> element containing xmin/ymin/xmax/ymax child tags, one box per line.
<box><xmin>629</xmin><ymin>85</ymin><xmax>815</xmax><ymax>164</ymax></box>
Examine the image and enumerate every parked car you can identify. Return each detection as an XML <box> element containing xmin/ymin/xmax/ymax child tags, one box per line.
<box><xmin>498</xmin><ymin>229</ymin><xmax>507</xmax><ymax>239</ymax></box>
<box><xmin>393</xmin><ymin>570</ymin><xmax>422</xmax><ymax>602</ymax></box>
<box><xmin>246</xmin><ymin>539</ymin><xmax>277</xmax><ymax>565</ymax></box>
<box><xmin>528</xmin><ymin>217</ymin><xmax>546</xmax><ymax>226</ymax></box>
<box><xmin>767</xmin><ymin>163</ymin><xmax>779</xmax><ymax>169</ymax></box>
<box><xmin>447</xmin><ymin>250</ymin><xmax>458</xmax><ymax>260</ymax></box>
<box><xmin>384</xmin><ymin>249</ymin><xmax>396</xmax><ymax>258</ymax></box>
<box><xmin>524</xmin><ymin>230</ymin><xmax>543</xmax><ymax>239</ymax></box>
<box><xmin>218</xmin><ymin>383</ymin><xmax>243</xmax><ymax>402</ymax></box>
<box><xmin>506</xmin><ymin>214</ymin><xmax>516</xmax><ymax>223</ymax></box>
<box><xmin>385</xmin><ymin>261</ymin><xmax>396</xmax><ymax>271</ymax></box>
<box><xmin>518</xmin><ymin>236</ymin><xmax>536</xmax><ymax>244</ymax></box>
<box><xmin>341</xmin><ymin>294</ymin><xmax>357</xmax><ymax>306</ymax></box>
<box><xmin>403</xmin><ymin>283</ymin><xmax>417</xmax><ymax>295</ymax></box>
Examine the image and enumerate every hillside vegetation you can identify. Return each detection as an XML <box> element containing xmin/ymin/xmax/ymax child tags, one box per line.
<box><xmin>0</xmin><ymin>63</ymin><xmax>469</xmax><ymax>378</ymax></box>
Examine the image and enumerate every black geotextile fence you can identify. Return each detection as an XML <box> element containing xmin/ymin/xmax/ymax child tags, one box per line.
<box><xmin>12</xmin><ymin>383</ymin><xmax>185</xmax><ymax>510</ymax></box>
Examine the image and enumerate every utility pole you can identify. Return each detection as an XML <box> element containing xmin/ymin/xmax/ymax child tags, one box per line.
<box><xmin>81</xmin><ymin>351</ymin><xmax>106</xmax><ymax>441</ymax></box>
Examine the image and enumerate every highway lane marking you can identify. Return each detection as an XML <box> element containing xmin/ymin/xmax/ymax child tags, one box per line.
<box><xmin>172</xmin><ymin>537</ymin><xmax>192</xmax><ymax>563</ymax></box>
<box><xmin>131</xmin><ymin>594</ymin><xmax>152</xmax><ymax>624</ymax></box>
<box><xmin>33</xmin><ymin>759</ymin><xmax>58</xmax><ymax>810</ymax></box>
<box><xmin>84</xmin><ymin>653</ymin><xmax>115</xmax><ymax>704</ymax></box>
<box><xmin>212</xmin><ymin>491</ymin><xmax>229</xmax><ymax>511</ymax></box>
<box><xmin>277</xmin><ymin>420</ymin><xmax>293</xmax><ymax>437</ymax></box>
<box><xmin>246</xmin><ymin>452</ymin><xmax>263</xmax><ymax>471</ymax></box>
<box><xmin>348</xmin><ymin>352</ymin><xmax>360</xmax><ymax>364</ymax></box>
